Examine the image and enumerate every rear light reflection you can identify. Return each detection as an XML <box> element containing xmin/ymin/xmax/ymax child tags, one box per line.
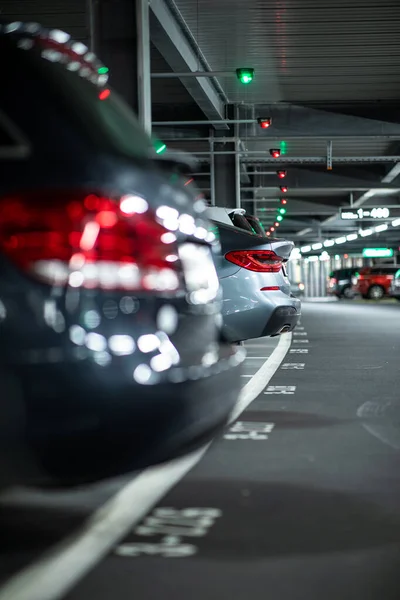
<box><xmin>0</xmin><ymin>190</ymin><xmax>183</xmax><ymax>292</ymax></box>
<box><xmin>225</xmin><ymin>250</ymin><xmax>283</xmax><ymax>273</ymax></box>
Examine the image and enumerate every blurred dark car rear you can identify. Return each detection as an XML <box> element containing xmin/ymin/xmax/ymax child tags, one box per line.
<box><xmin>327</xmin><ymin>268</ymin><xmax>359</xmax><ymax>299</ymax></box>
<box><xmin>389</xmin><ymin>269</ymin><xmax>400</xmax><ymax>301</ymax></box>
<box><xmin>0</xmin><ymin>23</ymin><xmax>244</xmax><ymax>488</ymax></box>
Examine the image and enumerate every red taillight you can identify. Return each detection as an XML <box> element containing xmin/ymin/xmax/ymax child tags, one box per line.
<box><xmin>225</xmin><ymin>250</ymin><xmax>283</xmax><ymax>273</ymax></box>
<box><xmin>0</xmin><ymin>190</ymin><xmax>183</xmax><ymax>292</ymax></box>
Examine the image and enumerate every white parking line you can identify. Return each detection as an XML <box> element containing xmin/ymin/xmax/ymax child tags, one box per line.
<box><xmin>0</xmin><ymin>332</ymin><xmax>292</xmax><ymax>600</ymax></box>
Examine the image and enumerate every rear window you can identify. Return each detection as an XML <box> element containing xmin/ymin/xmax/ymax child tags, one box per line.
<box><xmin>1</xmin><ymin>28</ymin><xmax>153</xmax><ymax>160</ymax></box>
<box><xmin>230</xmin><ymin>213</ymin><xmax>254</xmax><ymax>233</ymax></box>
<box><xmin>246</xmin><ymin>216</ymin><xmax>265</xmax><ymax>236</ymax></box>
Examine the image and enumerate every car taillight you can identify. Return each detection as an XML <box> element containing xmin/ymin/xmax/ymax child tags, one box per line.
<box><xmin>0</xmin><ymin>189</ymin><xmax>183</xmax><ymax>292</ymax></box>
<box><xmin>225</xmin><ymin>250</ymin><xmax>283</xmax><ymax>273</ymax></box>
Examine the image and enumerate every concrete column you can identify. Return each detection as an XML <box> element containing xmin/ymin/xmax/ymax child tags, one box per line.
<box><xmin>95</xmin><ymin>0</ymin><xmax>151</xmax><ymax>125</ymax></box>
<box><xmin>214</xmin><ymin>142</ymin><xmax>237</xmax><ymax>208</ymax></box>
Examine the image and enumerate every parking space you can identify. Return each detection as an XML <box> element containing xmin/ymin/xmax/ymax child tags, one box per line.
<box><xmin>0</xmin><ymin>336</ymin><xmax>280</xmax><ymax>592</ymax></box>
<box><xmin>1</xmin><ymin>302</ymin><xmax>400</xmax><ymax>600</ymax></box>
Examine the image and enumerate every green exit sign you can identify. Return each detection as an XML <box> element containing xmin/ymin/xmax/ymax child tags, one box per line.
<box><xmin>362</xmin><ymin>248</ymin><xmax>394</xmax><ymax>258</ymax></box>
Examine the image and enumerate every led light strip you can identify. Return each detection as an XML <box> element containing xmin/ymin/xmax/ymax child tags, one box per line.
<box><xmin>300</xmin><ymin>219</ymin><xmax>400</xmax><ymax>254</ymax></box>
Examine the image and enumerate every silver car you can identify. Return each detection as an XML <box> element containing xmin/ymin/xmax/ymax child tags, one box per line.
<box><xmin>206</xmin><ymin>207</ymin><xmax>301</xmax><ymax>343</ymax></box>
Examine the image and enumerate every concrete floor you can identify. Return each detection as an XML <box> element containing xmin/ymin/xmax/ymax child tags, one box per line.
<box><xmin>1</xmin><ymin>301</ymin><xmax>400</xmax><ymax>600</ymax></box>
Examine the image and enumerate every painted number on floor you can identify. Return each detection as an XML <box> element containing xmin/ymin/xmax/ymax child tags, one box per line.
<box><xmin>294</xmin><ymin>332</ymin><xmax>307</xmax><ymax>336</ymax></box>
<box><xmin>293</xmin><ymin>339</ymin><xmax>309</xmax><ymax>344</ymax></box>
<box><xmin>281</xmin><ymin>363</ymin><xmax>305</xmax><ymax>370</ymax></box>
<box><xmin>115</xmin><ymin>508</ymin><xmax>221</xmax><ymax>558</ymax></box>
<box><xmin>265</xmin><ymin>385</ymin><xmax>296</xmax><ymax>395</ymax></box>
<box><xmin>290</xmin><ymin>349</ymin><xmax>308</xmax><ymax>354</ymax></box>
<box><xmin>224</xmin><ymin>420</ymin><xmax>275</xmax><ymax>440</ymax></box>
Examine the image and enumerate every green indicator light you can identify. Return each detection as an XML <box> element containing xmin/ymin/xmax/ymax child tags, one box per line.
<box><xmin>98</xmin><ymin>66</ymin><xmax>109</xmax><ymax>74</ymax></box>
<box><xmin>156</xmin><ymin>143</ymin><xmax>167</xmax><ymax>154</ymax></box>
<box><xmin>279</xmin><ymin>208</ymin><xmax>286</xmax><ymax>214</ymax></box>
<box><xmin>277</xmin><ymin>215</ymin><xmax>283</xmax><ymax>222</ymax></box>
<box><xmin>280</xmin><ymin>140</ymin><xmax>287</xmax><ymax>155</ymax></box>
<box><xmin>236</xmin><ymin>68</ymin><xmax>254</xmax><ymax>84</ymax></box>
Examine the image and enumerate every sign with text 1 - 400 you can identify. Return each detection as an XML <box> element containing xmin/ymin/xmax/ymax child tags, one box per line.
<box><xmin>340</xmin><ymin>207</ymin><xmax>400</xmax><ymax>220</ymax></box>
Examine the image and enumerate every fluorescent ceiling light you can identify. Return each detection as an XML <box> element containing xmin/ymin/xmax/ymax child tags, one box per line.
<box><xmin>359</xmin><ymin>229</ymin><xmax>373</xmax><ymax>237</ymax></box>
<box><xmin>374</xmin><ymin>223</ymin><xmax>388</xmax><ymax>232</ymax></box>
<box><xmin>392</xmin><ymin>218</ymin><xmax>400</xmax><ymax>227</ymax></box>
<box><xmin>312</xmin><ymin>242</ymin><xmax>323</xmax><ymax>250</ymax></box>
<box><xmin>335</xmin><ymin>236</ymin><xmax>346</xmax><ymax>244</ymax></box>
<box><xmin>323</xmin><ymin>239</ymin><xmax>335</xmax><ymax>247</ymax></box>
<box><xmin>346</xmin><ymin>233</ymin><xmax>358</xmax><ymax>241</ymax></box>
<box><xmin>300</xmin><ymin>245</ymin><xmax>311</xmax><ymax>253</ymax></box>
<box><xmin>308</xmin><ymin>255</ymin><xmax>319</xmax><ymax>262</ymax></box>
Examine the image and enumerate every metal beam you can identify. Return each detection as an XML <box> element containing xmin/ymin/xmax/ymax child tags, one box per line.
<box><xmin>253</xmin><ymin>167</ymin><xmax>397</xmax><ymax>191</ymax></box>
<box><xmin>153</xmin><ymin>120</ymin><xmax>255</xmax><ymax>126</ymax></box>
<box><xmin>248</xmin><ymin>104</ymin><xmax>400</xmax><ymax>138</ymax></box>
<box><xmin>151</xmin><ymin>71</ymin><xmax>234</xmax><ymax>78</ymax></box>
<box><xmin>136</xmin><ymin>0</ymin><xmax>152</xmax><ymax>134</ymax></box>
<box><xmin>149</xmin><ymin>0</ymin><xmax>228</xmax><ymax>129</ymax></box>
<box><xmin>196</xmin><ymin>154</ymin><xmax>400</xmax><ymax>164</ymax></box>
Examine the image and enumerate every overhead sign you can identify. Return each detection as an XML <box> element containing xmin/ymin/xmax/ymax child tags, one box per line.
<box><xmin>362</xmin><ymin>248</ymin><xmax>394</xmax><ymax>258</ymax></box>
<box><xmin>340</xmin><ymin>207</ymin><xmax>400</xmax><ymax>220</ymax></box>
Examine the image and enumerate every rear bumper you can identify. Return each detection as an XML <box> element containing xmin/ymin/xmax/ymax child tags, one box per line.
<box><xmin>222</xmin><ymin>289</ymin><xmax>301</xmax><ymax>342</ymax></box>
<box><xmin>0</xmin><ymin>346</ymin><xmax>244</xmax><ymax>488</ymax></box>
<box><xmin>261</xmin><ymin>305</ymin><xmax>300</xmax><ymax>336</ymax></box>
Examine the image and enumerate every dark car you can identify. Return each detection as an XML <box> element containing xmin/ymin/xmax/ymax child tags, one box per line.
<box><xmin>352</xmin><ymin>265</ymin><xmax>398</xmax><ymax>299</ymax></box>
<box><xmin>0</xmin><ymin>22</ymin><xmax>244</xmax><ymax>488</ymax></box>
<box><xmin>389</xmin><ymin>268</ymin><xmax>400</xmax><ymax>301</ymax></box>
<box><xmin>327</xmin><ymin>268</ymin><xmax>360</xmax><ymax>299</ymax></box>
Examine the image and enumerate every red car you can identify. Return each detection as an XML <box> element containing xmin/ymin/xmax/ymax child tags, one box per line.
<box><xmin>352</xmin><ymin>265</ymin><xmax>398</xmax><ymax>299</ymax></box>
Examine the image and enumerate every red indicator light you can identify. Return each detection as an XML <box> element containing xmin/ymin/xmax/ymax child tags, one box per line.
<box><xmin>270</xmin><ymin>149</ymin><xmax>281</xmax><ymax>158</ymax></box>
<box><xmin>257</xmin><ymin>117</ymin><xmax>272</xmax><ymax>129</ymax></box>
<box><xmin>261</xmin><ymin>286</ymin><xmax>280</xmax><ymax>291</ymax></box>
<box><xmin>280</xmin><ymin>186</ymin><xmax>288</xmax><ymax>193</ymax></box>
<box><xmin>274</xmin><ymin>222</ymin><xmax>280</xmax><ymax>227</ymax></box>
<box><xmin>270</xmin><ymin>227</ymin><xmax>275</xmax><ymax>232</ymax></box>
<box><xmin>99</xmin><ymin>89</ymin><xmax>111</xmax><ymax>101</ymax></box>
<box><xmin>277</xmin><ymin>170</ymin><xmax>287</xmax><ymax>179</ymax></box>
<box><xmin>281</xmin><ymin>198</ymin><xmax>287</xmax><ymax>205</ymax></box>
